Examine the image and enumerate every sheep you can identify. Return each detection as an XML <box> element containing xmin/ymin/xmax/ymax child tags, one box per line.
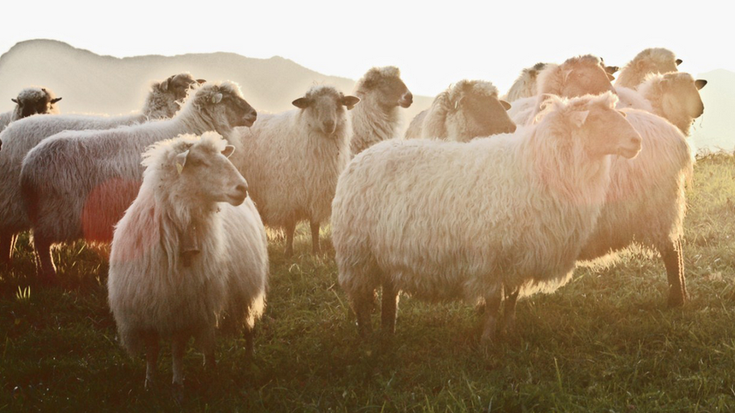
<box><xmin>0</xmin><ymin>73</ymin><xmax>199</xmax><ymax>267</ymax></box>
<box><xmin>503</xmin><ymin>62</ymin><xmax>548</xmax><ymax>102</ymax></box>
<box><xmin>614</xmin><ymin>48</ymin><xmax>681</xmax><ymax>89</ymax></box>
<box><xmin>0</xmin><ymin>87</ymin><xmax>62</xmax><ymax>130</ymax></box>
<box><xmin>616</xmin><ymin>72</ymin><xmax>707</xmax><ymax>136</ymax></box>
<box><xmin>405</xmin><ymin>80</ymin><xmax>516</xmax><ymax>142</ymax></box>
<box><xmin>332</xmin><ymin>92</ymin><xmax>642</xmax><ymax>343</ymax></box>
<box><xmin>349</xmin><ymin>66</ymin><xmax>413</xmax><ymax>156</ymax></box>
<box><xmin>20</xmin><ymin>81</ymin><xmax>257</xmax><ymax>283</ymax></box>
<box><xmin>108</xmin><ymin>132</ymin><xmax>267</xmax><ymax>398</ymax></box>
<box><xmin>233</xmin><ymin>85</ymin><xmax>359</xmax><ymax>257</ymax></box>
<box><xmin>508</xmin><ymin>55</ymin><xmax>616</xmax><ymax>125</ymax></box>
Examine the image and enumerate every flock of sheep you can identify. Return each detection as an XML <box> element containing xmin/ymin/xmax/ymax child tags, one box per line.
<box><xmin>0</xmin><ymin>47</ymin><xmax>708</xmax><ymax>396</ymax></box>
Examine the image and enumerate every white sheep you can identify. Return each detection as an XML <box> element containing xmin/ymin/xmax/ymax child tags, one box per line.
<box><xmin>349</xmin><ymin>66</ymin><xmax>413</xmax><ymax>156</ymax></box>
<box><xmin>508</xmin><ymin>55</ymin><xmax>616</xmax><ymax>125</ymax></box>
<box><xmin>614</xmin><ymin>48</ymin><xmax>681</xmax><ymax>89</ymax></box>
<box><xmin>332</xmin><ymin>92</ymin><xmax>642</xmax><ymax>343</ymax></box>
<box><xmin>502</xmin><ymin>63</ymin><xmax>548</xmax><ymax>103</ymax></box>
<box><xmin>0</xmin><ymin>87</ymin><xmax>62</xmax><ymax>130</ymax></box>
<box><xmin>20</xmin><ymin>81</ymin><xmax>257</xmax><ymax>282</ymax></box>
<box><xmin>108</xmin><ymin>132</ymin><xmax>267</xmax><ymax>397</ymax></box>
<box><xmin>616</xmin><ymin>72</ymin><xmax>707</xmax><ymax>136</ymax></box>
<box><xmin>405</xmin><ymin>80</ymin><xmax>516</xmax><ymax>142</ymax></box>
<box><xmin>0</xmin><ymin>73</ymin><xmax>199</xmax><ymax>266</ymax></box>
<box><xmin>233</xmin><ymin>85</ymin><xmax>359</xmax><ymax>257</ymax></box>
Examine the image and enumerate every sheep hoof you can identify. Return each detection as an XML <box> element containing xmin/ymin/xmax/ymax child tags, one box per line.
<box><xmin>667</xmin><ymin>293</ymin><xmax>687</xmax><ymax>308</ymax></box>
<box><xmin>172</xmin><ymin>382</ymin><xmax>184</xmax><ymax>405</ymax></box>
<box><xmin>144</xmin><ymin>377</ymin><xmax>156</xmax><ymax>391</ymax></box>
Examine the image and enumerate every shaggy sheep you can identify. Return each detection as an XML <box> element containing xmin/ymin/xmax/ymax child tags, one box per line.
<box><xmin>503</xmin><ymin>63</ymin><xmax>548</xmax><ymax>102</ymax></box>
<box><xmin>332</xmin><ymin>92</ymin><xmax>642</xmax><ymax>342</ymax></box>
<box><xmin>233</xmin><ymin>85</ymin><xmax>359</xmax><ymax>257</ymax></box>
<box><xmin>508</xmin><ymin>55</ymin><xmax>616</xmax><ymax>125</ymax></box>
<box><xmin>616</xmin><ymin>72</ymin><xmax>707</xmax><ymax>135</ymax></box>
<box><xmin>615</xmin><ymin>48</ymin><xmax>681</xmax><ymax>89</ymax></box>
<box><xmin>108</xmin><ymin>132</ymin><xmax>267</xmax><ymax>397</ymax></box>
<box><xmin>576</xmin><ymin>108</ymin><xmax>693</xmax><ymax>306</ymax></box>
<box><xmin>0</xmin><ymin>73</ymin><xmax>199</xmax><ymax>266</ymax></box>
<box><xmin>20</xmin><ymin>81</ymin><xmax>257</xmax><ymax>282</ymax></box>
<box><xmin>349</xmin><ymin>66</ymin><xmax>412</xmax><ymax>156</ymax></box>
<box><xmin>0</xmin><ymin>87</ymin><xmax>62</xmax><ymax>130</ymax></box>
<box><xmin>405</xmin><ymin>80</ymin><xmax>516</xmax><ymax>142</ymax></box>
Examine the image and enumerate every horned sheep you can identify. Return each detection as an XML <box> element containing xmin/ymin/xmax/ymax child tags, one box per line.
<box><xmin>20</xmin><ymin>81</ymin><xmax>257</xmax><ymax>282</ymax></box>
<box><xmin>349</xmin><ymin>66</ymin><xmax>413</xmax><ymax>156</ymax></box>
<box><xmin>233</xmin><ymin>85</ymin><xmax>358</xmax><ymax>257</ymax></box>
<box><xmin>0</xmin><ymin>87</ymin><xmax>62</xmax><ymax>130</ymax></box>
<box><xmin>405</xmin><ymin>80</ymin><xmax>516</xmax><ymax>142</ymax></box>
<box><xmin>0</xmin><ymin>73</ymin><xmax>199</xmax><ymax>266</ymax></box>
<box><xmin>332</xmin><ymin>92</ymin><xmax>642</xmax><ymax>343</ymax></box>
<box><xmin>108</xmin><ymin>132</ymin><xmax>267</xmax><ymax>397</ymax></box>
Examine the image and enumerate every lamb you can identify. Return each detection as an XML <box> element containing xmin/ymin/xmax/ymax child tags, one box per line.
<box><xmin>0</xmin><ymin>87</ymin><xmax>62</xmax><ymax>130</ymax></box>
<box><xmin>405</xmin><ymin>80</ymin><xmax>516</xmax><ymax>142</ymax></box>
<box><xmin>614</xmin><ymin>48</ymin><xmax>681</xmax><ymax>89</ymax></box>
<box><xmin>508</xmin><ymin>55</ymin><xmax>616</xmax><ymax>125</ymax></box>
<box><xmin>616</xmin><ymin>72</ymin><xmax>707</xmax><ymax>136</ymax></box>
<box><xmin>349</xmin><ymin>66</ymin><xmax>413</xmax><ymax>156</ymax></box>
<box><xmin>233</xmin><ymin>85</ymin><xmax>359</xmax><ymax>257</ymax></box>
<box><xmin>332</xmin><ymin>92</ymin><xmax>642</xmax><ymax>343</ymax></box>
<box><xmin>20</xmin><ymin>81</ymin><xmax>257</xmax><ymax>283</ymax></box>
<box><xmin>0</xmin><ymin>73</ymin><xmax>199</xmax><ymax>266</ymax></box>
<box><xmin>108</xmin><ymin>132</ymin><xmax>267</xmax><ymax>397</ymax></box>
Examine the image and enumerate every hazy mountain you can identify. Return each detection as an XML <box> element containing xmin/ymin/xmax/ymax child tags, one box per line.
<box><xmin>690</xmin><ymin>69</ymin><xmax>735</xmax><ymax>152</ymax></box>
<box><xmin>0</xmin><ymin>39</ymin><xmax>432</xmax><ymax>131</ymax></box>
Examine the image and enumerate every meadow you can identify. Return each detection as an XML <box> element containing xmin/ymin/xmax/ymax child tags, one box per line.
<box><xmin>1</xmin><ymin>152</ymin><xmax>735</xmax><ymax>412</ymax></box>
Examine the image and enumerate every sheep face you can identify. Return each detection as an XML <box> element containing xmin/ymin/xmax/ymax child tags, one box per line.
<box><xmin>448</xmin><ymin>93</ymin><xmax>516</xmax><ymax>139</ymax></box>
<box><xmin>175</xmin><ymin>137</ymin><xmax>248</xmax><ymax>206</ymax></box>
<box><xmin>358</xmin><ymin>66</ymin><xmax>413</xmax><ymax>109</ymax></box>
<box><xmin>11</xmin><ymin>88</ymin><xmax>61</xmax><ymax>119</ymax></box>
<box><xmin>567</xmin><ymin>94</ymin><xmax>642</xmax><ymax>160</ymax></box>
<box><xmin>560</xmin><ymin>61</ymin><xmax>616</xmax><ymax>98</ymax></box>
<box><xmin>157</xmin><ymin>73</ymin><xmax>200</xmax><ymax>102</ymax></box>
<box><xmin>292</xmin><ymin>86</ymin><xmax>360</xmax><ymax>136</ymax></box>
<box><xmin>192</xmin><ymin>82</ymin><xmax>257</xmax><ymax>132</ymax></box>
<box><xmin>662</xmin><ymin>74</ymin><xmax>706</xmax><ymax>125</ymax></box>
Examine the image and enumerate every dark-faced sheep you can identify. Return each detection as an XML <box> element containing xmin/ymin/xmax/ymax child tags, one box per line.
<box><xmin>20</xmin><ymin>81</ymin><xmax>257</xmax><ymax>283</ymax></box>
<box><xmin>0</xmin><ymin>87</ymin><xmax>62</xmax><ymax>130</ymax></box>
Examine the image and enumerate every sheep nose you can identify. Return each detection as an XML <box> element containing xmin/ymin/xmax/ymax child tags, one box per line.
<box><xmin>324</xmin><ymin>120</ymin><xmax>336</xmax><ymax>134</ymax></box>
<box><xmin>507</xmin><ymin>123</ymin><xmax>517</xmax><ymax>133</ymax></box>
<box><xmin>244</xmin><ymin>111</ymin><xmax>257</xmax><ymax>127</ymax></box>
<box><xmin>399</xmin><ymin>92</ymin><xmax>413</xmax><ymax>108</ymax></box>
<box><xmin>235</xmin><ymin>183</ymin><xmax>248</xmax><ymax>199</ymax></box>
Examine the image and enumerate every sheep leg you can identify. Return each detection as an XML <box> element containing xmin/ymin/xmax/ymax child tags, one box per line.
<box><xmin>0</xmin><ymin>233</ymin><xmax>18</xmax><ymax>267</ymax></box>
<box><xmin>660</xmin><ymin>238</ymin><xmax>688</xmax><ymax>307</ymax></box>
<box><xmin>243</xmin><ymin>323</ymin><xmax>255</xmax><ymax>358</ymax></box>
<box><xmin>144</xmin><ymin>334</ymin><xmax>160</xmax><ymax>390</ymax></box>
<box><xmin>480</xmin><ymin>288</ymin><xmax>503</xmax><ymax>345</ymax></box>
<box><xmin>310</xmin><ymin>220</ymin><xmax>321</xmax><ymax>255</ymax></box>
<box><xmin>352</xmin><ymin>288</ymin><xmax>375</xmax><ymax>339</ymax></box>
<box><xmin>171</xmin><ymin>334</ymin><xmax>187</xmax><ymax>404</ymax></box>
<box><xmin>284</xmin><ymin>221</ymin><xmax>296</xmax><ymax>258</ymax></box>
<box><xmin>381</xmin><ymin>281</ymin><xmax>399</xmax><ymax>336</ymax></box>
<box><xmin>502</xmin><ymin>286</ymin><xmax>520</xmax><ymax>335</ymax></box>
<box><xmin>32</xmin><ymin>234</ymin><xmax>57</xmax><ymax>284</ymax></box>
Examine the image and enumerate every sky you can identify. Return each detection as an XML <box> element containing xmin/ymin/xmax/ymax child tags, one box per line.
<box><xmin>1</xmin><ymin>0</ymin><xmax>731</xmax><ymax>97</ymax></box>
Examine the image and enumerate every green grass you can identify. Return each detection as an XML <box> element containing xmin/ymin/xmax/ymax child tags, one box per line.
<box><xmin>2</xmin><ymin>153</ymin><xmax>735</xmax><ymax>412</ymax></box>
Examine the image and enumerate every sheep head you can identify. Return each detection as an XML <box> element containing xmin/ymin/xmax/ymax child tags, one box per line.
<box><xmin>642</xmin><ymin>72</ymin><xmax>706</xmax><ymax>136</ymax></box>
<box><xmin>292</xmin><ymin>85</ymin><xmax>359</xmax><ymax>136</ymax></box>
<box><xmin>538</xmin><ymin>55</ymin><xmax>616</xmax><ymax>99</ymax></box>
<box><xmin>187</xmin><ymin>81</ymin><xmax>257</xmax><ymax>134</ymax></box>
<box><xmin>444</xmin><ymin>80</ymin><xmax>516</xmax><ymax>141</ymax></box>
<box><xmin>146</xmin><ymin>73</ymin><xmax>202</xmax><ymax>119</ymax></box>
<box><xmin>355</xmin><ymin>66</ymin><xmax>413</xmax><ymax>110</ymax></box>
<box><xmin>11</xmin><ymin>87</ymin><xmax>61</xmax><ymax>120</ymax></box>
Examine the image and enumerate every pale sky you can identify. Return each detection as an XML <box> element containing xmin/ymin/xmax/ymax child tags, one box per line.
<box><xmin>1</xmin><ymin>0</ymin><xmax>730</xmax><ymax>97</ymax></box>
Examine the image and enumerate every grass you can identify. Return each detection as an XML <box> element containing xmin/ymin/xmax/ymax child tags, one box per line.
<box><xmin>2</xmin><ymin>153</ymin><xmax>735</xmax><ymax>412</ymax></box>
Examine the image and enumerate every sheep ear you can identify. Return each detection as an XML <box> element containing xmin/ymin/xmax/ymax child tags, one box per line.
<box><xmin>606</xmin><ymin>72</ymin><xmax>616</xmax><ymax>81</ymax></box>
<box><xmin>160</xmin><ymin>76</ymin><xmax>172</xmax><ymax>92</ymax></box>
<box><xmin>11</xmin><ymin>98</ymin><xmax>18</xmax><ymax>104</ymax></box>
<box><xmin>196</xmin><ymin>79</ymin><xmax>206</xmax><ymax>84</ymax></box>
<box><xmin>222</xmin><ymin>145</ymin><xmax>236</xmax><ymax>158</ymax></box>
<box><xmin>676</xmin><ymin>59</ymin><xmax>683</xmax><ymax>66</ymax></box>
<box><xmin>605</xmin><ymin>65</ymin><xmax>619</xmax><ymax>75</ymax></box>
<box><xmin>211</xmin><ymin>93</ymin><xmax>223</xmax><ymax>104</ymax></box>
<box><xmin>569</xmin><ymin>110</ymin><xmax>589</xmax><ymax>128</ymax></box>
<box><xmin>342</xmin><ymin>95</ymin><xmax>360</xmax><ymax>110</ymax></box>
<box><xmin>563</xmin><ymin>69</ymin><xmax>573</xmax><ymax>83</ymax></box>
<box><xmin>175</xmin><ymin>150</ymin><xmax>189</xmax><ymax>174</ymax></box>
<box><xmin>500</xmin><ymin>100</ymin><xmax>511</xmax><ymax>111</ymax></box>
<box><xmin>51</xmin><ymin>97</ymin><xmax>62</xmax><ymax>104</ymax></box>
<box><xmin>695</xmin><ymin>79</ymin><xmax>708</xmax><ymax>90</ymax></box>
<box><xmin>292</xmin><ymin>97</ymin><xmax>311</xmax><ymax>109</ymax></box>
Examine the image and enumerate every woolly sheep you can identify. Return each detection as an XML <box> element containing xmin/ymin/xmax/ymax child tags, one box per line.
<box><xmin>233</xmin><ymin>85</ymin><xmax>359</xmax><ymax>257</ymax></box>
<box><xmin>108</xmin><ymin>132</ymin><xmax>267</xmax><ymax>397</ymax></box>
<box><xmin>503</xmin><ymin>62</ymin><xmax>548</xmax><ymax>103</ymax></box>
<box><xmin>0</xmin><ymin>87</ymin><xmax>62</xmax><ymax>130</ymax></box>
<box><xmin>332</xmin><ymin>92</ymin><xmax>642</xmax><ymax>343</ymax></box>
<box><xmin>616</xmin><ymin>72</ymin><xmax>707</xmax><ymax>136</ymax></box>
<box><xmin>0</xmin><ymin>73</ymin><xmax>199</xmax><ymax>266</ymax></box>
<box><xmin>508</xmin><ymin>55</ymin><xmax>616</xmax><ymax>125</ymax></box>
<box><xmin>615</xmin><ymin>48</ymin><xmax>681</xmax><ymax>89</ymax></box>
<box><xmin>349</xmin><ymin>66</ymin><xmax>412</xmax><ymax>156</ymax></box>
<box><xmin>20</xmin><ymin>81</ymin><xmax>257</xmax><ymax>282</ymax></box>
<box><xmin>405</xmin><ymin>80</ymin><xmax>516</xmax><ymax>142</ymax></box>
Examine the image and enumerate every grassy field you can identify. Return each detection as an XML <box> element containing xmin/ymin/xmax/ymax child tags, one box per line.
<box><xmin>2</xmin><ymin>152</ymin><xmax>735</xmax><ymax>412</ymax></box>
